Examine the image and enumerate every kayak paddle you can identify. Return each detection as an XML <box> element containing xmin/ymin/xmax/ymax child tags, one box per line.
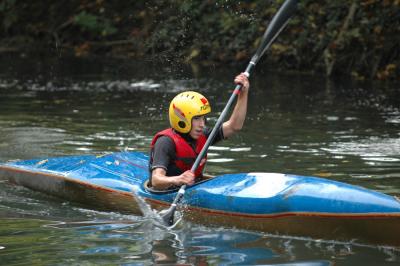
<box><xmin>160</xmin><ymin>0</ymin><xmax>298</xmax><ymax>226</ymax></box>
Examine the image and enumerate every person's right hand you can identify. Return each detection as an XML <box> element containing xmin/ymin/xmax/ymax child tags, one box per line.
<box><xmin>174</xmin><ymin>170</ymin><xmax>195</xmax><ymax>186</ymax></box>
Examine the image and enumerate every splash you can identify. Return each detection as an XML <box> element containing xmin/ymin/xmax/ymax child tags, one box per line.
<box><xmin>132</xmin><ymin>192</ymin><xmax>183</xmax><ymax>229</ymax></box>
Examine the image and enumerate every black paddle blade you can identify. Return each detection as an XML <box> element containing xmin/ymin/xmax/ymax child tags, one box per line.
<box><xmin>251</xmin><ymin>0</ymin><xmax>298</xmax><ymax>65</ymax></box>
<box><xmin>159</xmin><ymin>186</ymin><xmax>186</xmax><ymax>226</ymax></box>
<box><xmin>159</xmin><ymin>204</ymin><xmax>177</xmax><ymax>226</ymax></box>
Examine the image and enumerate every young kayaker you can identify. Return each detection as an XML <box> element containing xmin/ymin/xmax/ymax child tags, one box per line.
<box><xmin>149</xmin><ymin>73</ymin><xmax>250</xmax><ymax>190</ymax></box>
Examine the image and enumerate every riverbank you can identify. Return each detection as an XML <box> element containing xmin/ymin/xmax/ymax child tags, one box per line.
<box><xmin>1</xmin><ymin>1</ymin><xmax>399</xmax><ymax>80</ymax></box>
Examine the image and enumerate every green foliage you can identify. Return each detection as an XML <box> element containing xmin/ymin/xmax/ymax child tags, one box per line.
<box><xmin>0</xmin><ymin>0</ymin><xmax>399</xmax><ymax>80</ymax></box>
<box><xmin>73</xmin><ymin>11</ymin><xmax>117</xmax><ymax>36</ymax></box>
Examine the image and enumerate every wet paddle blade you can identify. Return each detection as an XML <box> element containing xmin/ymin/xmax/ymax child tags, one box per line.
<box><xmin>159</xmin><ymin>205</ymin><xmax>177</xmax><ymax>226</ymax></box>
<box><xmin>160</xmin><ymin>211</ymin><xmax>174</xmax><ymax>226</ymax></box>
<box><xmin>159</xmin><ymin>186</ymin><xmax>186</xmax><ymax>226</ymax></box>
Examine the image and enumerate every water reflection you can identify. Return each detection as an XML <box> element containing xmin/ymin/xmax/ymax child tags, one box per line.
<box><xmin>11</xmin><ymin>217</ymin><xmax>395</xmax><ymax>265</ymax></box>
<box><xmin>42</xmin><ymin>219</ymin><xmax>332</xmax><ymax>265</ymax></box>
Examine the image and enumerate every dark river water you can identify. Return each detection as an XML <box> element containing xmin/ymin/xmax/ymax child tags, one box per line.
<box><xmin>0</xmin><ymin>56</ymin><xmax>399</xmax><ymax>265</ymax></box>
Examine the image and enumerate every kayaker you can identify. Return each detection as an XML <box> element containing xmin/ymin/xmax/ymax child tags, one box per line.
<box><xmin>149</xmin><ymin>73</ymin><xmax>249</xmax><ymax>190</ymax></box>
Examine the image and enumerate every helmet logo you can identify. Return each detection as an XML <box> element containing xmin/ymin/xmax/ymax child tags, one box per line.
<box><xmin>200</xmin><ymin>97</ymin><xmax>210</xmax><ymax>111</ymax></box>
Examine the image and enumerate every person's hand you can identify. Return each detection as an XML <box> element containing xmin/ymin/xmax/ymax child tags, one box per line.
<box><xmin>174</xmin><ymin>170</ymin><xmax>195</xmax><ymax>186</ymax></box>
<box><xmin>234</xmin><ymin>73</ymin><xmax>250</xmax><ymax>93</ymax></box>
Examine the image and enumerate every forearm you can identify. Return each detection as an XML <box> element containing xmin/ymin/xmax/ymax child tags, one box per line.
<box><xmin>151</xmin><ymin>168</ymin><xmax>194</xmax><ymax>190</ymax></box>
<box><xmin>230</xmin><ymin>90</ymin><xmax>248</xmax><ymax>130</ymax></box>
<box><xmin>223</xmin><ymin>89</ymin><xmax>248</xmax><ymax>138</ymax></box>
<box><xmin>221</xmin><ymin>73</ymin><xmax>250</xmax><ymax>138</ymax></box>
<box><xmin>151</xmin><ymin>169</ymin><xmax>179</xmax><ymax>190</ymax></box>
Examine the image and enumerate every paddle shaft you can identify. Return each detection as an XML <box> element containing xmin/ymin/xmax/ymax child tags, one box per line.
<box><xmin>162</xmin><ymin>0</ymin><xmax>298</xmax><ymax>225</ymax></box>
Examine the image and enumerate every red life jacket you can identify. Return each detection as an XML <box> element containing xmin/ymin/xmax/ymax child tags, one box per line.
<box><xmin>150</xmin><ymin>128</ymin><xmax>207</xmax><ymax>177</ymax></box>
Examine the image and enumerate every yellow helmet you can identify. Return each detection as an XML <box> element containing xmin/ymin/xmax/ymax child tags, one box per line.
<box><xmin>169</xmin><ymin>91</ymin><xmax>211</xmax><ymax>133</ymax></box>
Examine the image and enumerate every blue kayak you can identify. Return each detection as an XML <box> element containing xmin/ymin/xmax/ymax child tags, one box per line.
<box><xmin>1</xmin><ymin>151</ymin><xmax>399</xmax><ymax>247</ymax></box>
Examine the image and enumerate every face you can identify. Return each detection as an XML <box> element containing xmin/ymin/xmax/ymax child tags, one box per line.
<box><xmin>189</xmin><ymin>116</ymin><xmax>206</xmax><ymax>139</ymax></box>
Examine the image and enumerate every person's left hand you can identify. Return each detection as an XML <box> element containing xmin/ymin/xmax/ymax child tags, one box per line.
<box><xmin>234</xmin><ymin>73</ymin><xmax>250</xmax><ymax>93</ymax></box>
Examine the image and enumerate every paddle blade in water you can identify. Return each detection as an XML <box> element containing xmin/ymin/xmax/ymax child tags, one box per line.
<box><xmin>159</xmin><ymin>205</ymin><xmax>176</xmax><ymax>226</ymax></box>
